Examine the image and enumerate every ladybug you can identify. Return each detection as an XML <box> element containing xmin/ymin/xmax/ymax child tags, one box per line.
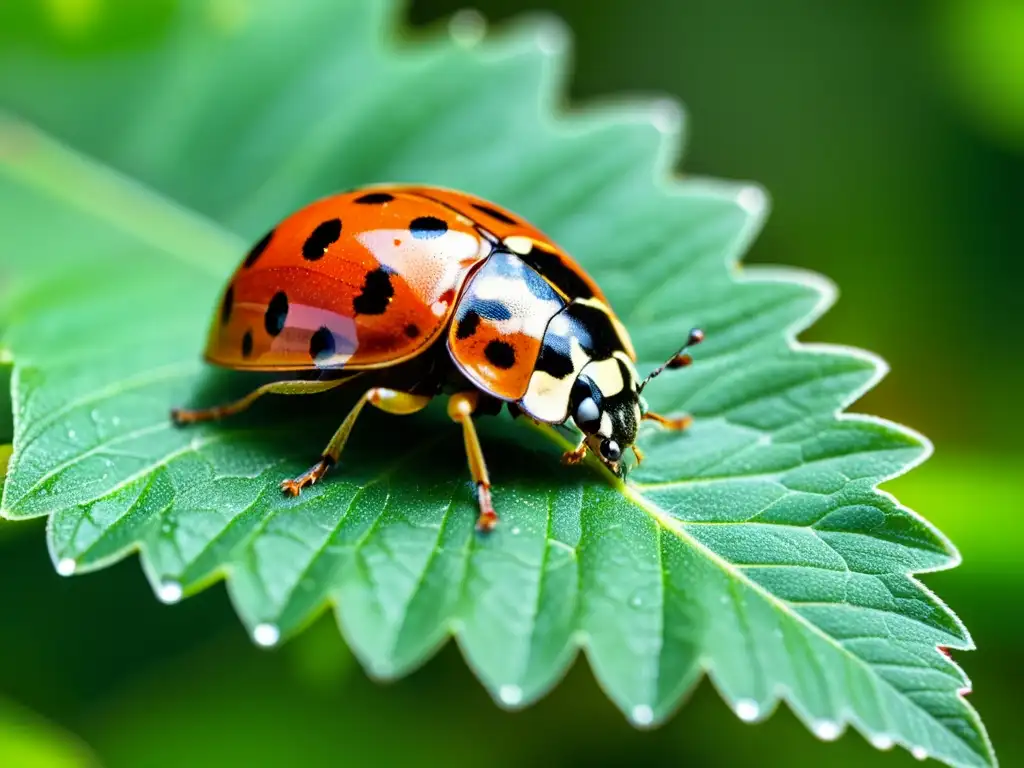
<box><xmin>171</xmin><ymin>185</ymin><xmax>703</xmax><ymax>531</ymax></box>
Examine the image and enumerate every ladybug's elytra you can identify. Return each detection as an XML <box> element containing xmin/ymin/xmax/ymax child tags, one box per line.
<box><xmin>171</xmin><ymin>185</ymin><xmax>702</xmax><ymax>531</ymax></box>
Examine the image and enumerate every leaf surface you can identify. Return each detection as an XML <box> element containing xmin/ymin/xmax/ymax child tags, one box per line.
<box><xmin>0</xmin><ymin>2</ymin><xmax>993</xmax><ymax>765</ymax></box>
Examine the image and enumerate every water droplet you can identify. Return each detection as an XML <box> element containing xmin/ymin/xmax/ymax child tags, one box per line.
<box><xmin>735</xmin><ymin>698</ymin><xmax>760</xmax><ymax>722</ymax></box>
<box><xmin>630</xmin><ymin>595</ymin><xmax>643</xmax><ymax>608</ymax></box>
<box><xmin>631</xmin><ymin>704</ymin><xmax>655</xmax><ymax>726</ymax></box>
<box><xmin>448</xmin><ymin>9</ymin><xmax>486</xmax><ymax>47</ymax></box>
<box><xmin>813</xmin><ymin>720</ymin><xmax>841</xmax><ymax>741</ymax></box>
<box><xmin>650</xmin><ymin>99</ymin><xmax>681</xmax><ymax>134</ymax></box>
<box><xmin>112</xmin><ymin>416</ymin><xmax>121</xmax><ymax>427</ymax></box>
<box><xmin>510</xmin><ymin>527</ymin><xmax>521</xmax><ymax>536</ymax></box>
<box><xmin>498</xmin><ymin>684</ymin><xmax>523</xmax><ymax>706</ymax></box>
<box><xmin>67</xmin><ymin>429</ymin><xmax>76</xmax><ymax>440</ymax></box>
<box><xmin>157</xmin><ymin>580</ymin><xmax>183</xmax><ymax>604</ymax></box>
<box><xmin>56</xmin><ymin>558</ymin><xmax>76</xmax><ymax>576</ymax></box>
<box><xmin>912</xmin><ymin>746</ymin><xmax>928</xmax><ymax>761</ymax></box>
<box><xmin>534</xmin><ymin>17</ymin><xmax>566</xmax><ymax>55</ymax></box>
<box><xmin>870</xmin><ymin>734</ymin><xmax>895</xmax><ymax>750</ymax></box>
<box><xmin>253</xmin><ymin>623</ymin><xmax>280</xmax><ymax>647</ymax></box>
<box><xmin>737</xmin><ymin>186</ymin><xmax>766</xmax><ymax>215</ymax></box>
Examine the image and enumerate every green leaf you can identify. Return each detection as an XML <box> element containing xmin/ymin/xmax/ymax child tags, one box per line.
<box><xmin>0</xmin><ymin>1</ymin><xmax>994</xmax><ymax>766</ymax></box>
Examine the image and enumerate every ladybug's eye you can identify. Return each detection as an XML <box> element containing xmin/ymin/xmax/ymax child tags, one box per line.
<box><xmin>599</xmin><ymin>439</ymin><xmax>622</xmax><ymax>462</ymax></box>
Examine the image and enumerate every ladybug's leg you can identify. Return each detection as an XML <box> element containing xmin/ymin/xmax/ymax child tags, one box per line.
<box><xmin>561</xmin><ymin>439</ymin><xmax>588</xmax><ymax>465</ymax></box>
<box><xmin>281</xmin><ymin>388</ymin><xmax>431</xmax><ymax>496</ymax></box>
<box><xmin>643</xmin><ymin>411</ymin><xmax>693</xmax><ymax>431</ymax></box>
<box><xmin>446</xmin><ymin>392</ymin><xmax>498</xmax><ymax>533</ymax></box>
<box><xmin>171</xmin><ymin>378</ymin><xmax>354</xmax><ymax>424</ymax></box>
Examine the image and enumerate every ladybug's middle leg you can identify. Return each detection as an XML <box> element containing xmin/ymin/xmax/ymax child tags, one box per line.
<box><xmin>281</xmin><ymin>387</ymin><xmax>432</xmax><ymax>496</ymax></box>
<box><xmin>171</xmin><ymin>377</ymin><xmax>354</xmax><ymax>424</ymax></box>
<box><xmin>446</xmin><ymin>391</ymin><xmax>498</xmax><ymax>533</ymax></box>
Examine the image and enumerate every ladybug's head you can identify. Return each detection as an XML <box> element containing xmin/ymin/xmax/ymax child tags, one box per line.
<box><xmin>569</xmin><ymin>356</ymin><xmax>643</xmax><ymax>473</ymax></box>
<box><xmin>569</xmin><ymin>328</ymin><xmax>705</xmax><ymax>474</ymax></box>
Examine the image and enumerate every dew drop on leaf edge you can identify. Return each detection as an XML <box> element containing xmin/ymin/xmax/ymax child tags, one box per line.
<box><xmin>912</xmin><ymin>746</ymin><xmax>928</xmax><ymax>761</ymax></box>
<box><xmin>631</xmin><ymin>705</ymin><xmax>654</xmax><ymax>726</ymax></box>
<box><xmin>56</xmin><ymin>557</ymin><xmax>76</xmax><ymax>576</ymax></box>
<box><xmin>812</xmin><ymin>720</ymin><xmax>841</xmax><ymax>741</ymax></box>
<box><xmin>448</xmin><ymin>9</ymin><xmax>485</xmax><ymax>48</ymax></box>
<box><xmin>498</xmin><ymin>684</ymin><xmax>523</xmax><ymax>706</ymax></box>
<box><xmin>253</xmin><ymin>623</ymin><xmax>280</xmax><ymax>647</ymax></box>
<box><xmin>870</xmin><ymin>734</ymin><xmax>895</xmax><ymax>750</ymax></box>
<box><xmin>157</xmin><ymin>580</ymin><xmax>183</xmax><ymax>604</ymax></box>
<box><xmin>734</xmin><ymin>698</ymin><xmax>759</xmax><ymax>722</ymax></box>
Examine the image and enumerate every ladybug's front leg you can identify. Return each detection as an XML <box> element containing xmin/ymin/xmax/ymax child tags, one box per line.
<box><xmin>282</xmin><ymin>387</ymin><xmax>433</xmax><ymax>496</ymax></box>
<box><xmin>560</xmin><ymin>439</ymin><xmax>588</xmax><ymax>466</ymax></box>
<box><xmin>447</xmin><ymin>392</ymin><xmax>498</xmax><ymax>533</ymax></box>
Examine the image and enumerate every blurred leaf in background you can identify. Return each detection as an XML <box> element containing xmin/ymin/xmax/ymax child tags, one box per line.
<box><xmin>0</xmin><ymin>697</ymin><xmax>97</xmax><ymax>768</ymax></box>
<box><xmin>931</xmin><ymin>0</ymin><xmax>1024</xmax><ymax>155</ymax></box>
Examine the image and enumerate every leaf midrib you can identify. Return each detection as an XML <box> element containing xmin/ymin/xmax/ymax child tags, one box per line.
<box><xmin>530</xmin><ymin>421</ymin><xmax>980</xmax><ymax>762</ymax></box>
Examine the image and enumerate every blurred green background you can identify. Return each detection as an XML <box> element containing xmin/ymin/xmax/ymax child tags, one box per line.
<box><xmin>0</xmin><ymin>0</ymin><xmax>1020</xmax><ymax>766</ymax></box>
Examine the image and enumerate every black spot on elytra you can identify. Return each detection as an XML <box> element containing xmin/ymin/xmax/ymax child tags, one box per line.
<box><xmin>355</xmin><ymin>192</ymin><xmax>394</xmax><ymax>204</ymax></box>
<box><xmin>302</xmin><ymin>218</ymin><xmax>342</xmax><ymax>260</ymax></box>
<box><xmin>244</xmin><ymin>230</ymin><xmax>274</xmax><ymax>268</ymax></box>
<box><xmin>220</xmin><ymin>285</ymin><xmax>234</xmax><ymax>325</ymax></box>
<box><xmin>241</xmin><ymin>330</ymin><xmax>253</xmax><ymax>359</ymax></box>
<box><xmin>405</xmin><ymin>324</ymin><xmax>420</xmax><ymax>338</ymax></box>
<box><xmin>264</xmin><ymin>291</ymin><xmax>288</xmax><ymax>336</ymax></box>
<box><xmin>519</xmin><ymin>244</ymin><xmax>594</xmax><ymax>299</ymax></box>
<box><xmin>471</xmin><ymin>202</ymin><xmax>518</xmax><ymax>226</ymax></box>
<box><xmin>484</xmin><ymin>340</ymin><xmax>516</xmax><ymax>369</ymax></box>
<box><xmin>535</xmin><ymin>332</ymin><xmax>575</xmax><ymax>379</ymax></box>
<box><xmin>309</xmin><ymin>326</ymin><xmax>335</xmax><ymax>362</ymax></box>
<box><xmin>409</xmin><ymin>216</ymin><xmax>448</xmax><ymax>239</ymax></box>
<box><xmin>456</xmin><ymin>311</ymin><xmax>481</xmax><ymax>340</ymax></box>
<box><xmin>352</xmin><ymin>268</ymin><xmax>394</xmax><ymax>315</ymax></box>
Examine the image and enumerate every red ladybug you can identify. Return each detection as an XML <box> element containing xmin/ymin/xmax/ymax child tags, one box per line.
<box><xmin>172</xmin><ymin>185</ymin><xmax>702</xmax><ymax>531</ymax></box>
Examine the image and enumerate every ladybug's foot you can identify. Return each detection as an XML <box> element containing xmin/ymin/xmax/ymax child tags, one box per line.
<box><xmin>281</xmin><ymin>457</ymin><xmax>334</xmax><ymax>496</ymax></box>
<box><xmin>644</xmin><ymin>412</ymin><xmax>693</xmax><ymax>432</ymax></box>
<box><xmin>561</xmin><ymin>442</ymin><xmax>588</xmax><ymax>466</ymax></box>
<box><xmin>475</xmin><ymin>483</ymin><xmax>498</xmax><ymax>532</ymax></box>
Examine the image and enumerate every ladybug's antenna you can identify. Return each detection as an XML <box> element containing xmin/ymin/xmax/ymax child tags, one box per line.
<box><xmin>639</xmin><ymin>328</ymin><xmax>704</xmax><ymax>392</ymax></box>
